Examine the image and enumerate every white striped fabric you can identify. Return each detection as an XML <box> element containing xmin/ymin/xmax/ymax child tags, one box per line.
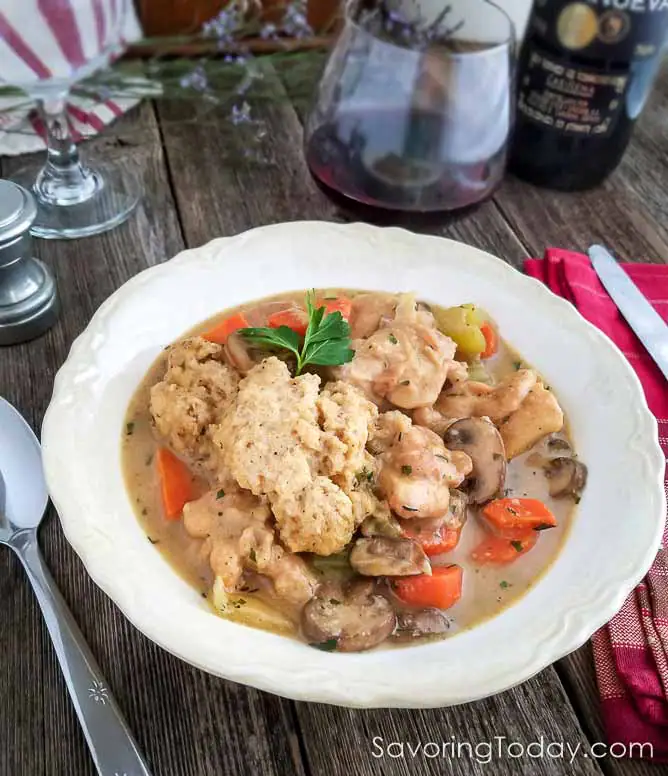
<box><xmin>0</xmin><ymin>0</ymin><xmax>142</xmax><ymax>155</ymax></box>
<box><xmin>0</xmin><ymin>93</ymin><xmax>140</xmax><ymax>155</ymax></box>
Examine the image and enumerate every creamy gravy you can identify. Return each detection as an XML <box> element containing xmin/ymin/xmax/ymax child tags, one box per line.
<box><xmin>123</xmin><ymin>290</ymin><xmax>576</xmax><ymax>641</ymax></box>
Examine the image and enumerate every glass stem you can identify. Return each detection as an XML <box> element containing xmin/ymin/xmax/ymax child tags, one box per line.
<box><xmin>34</xmin><ymin>95</ymin><xmax>98</xmax><ymax>205</ymax></box>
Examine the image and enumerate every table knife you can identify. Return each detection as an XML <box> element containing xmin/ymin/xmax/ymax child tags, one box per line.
<box><xmin>588</xmin><ymin>244</ymin><xmax>668</xmax><ymax>381</ymax></box>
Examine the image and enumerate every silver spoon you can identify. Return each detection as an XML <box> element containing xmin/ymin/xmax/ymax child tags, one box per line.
<box><xmin>0</xmin><ymin>396</ymin><xmax>152</xmax><ymax>776</ymax></box>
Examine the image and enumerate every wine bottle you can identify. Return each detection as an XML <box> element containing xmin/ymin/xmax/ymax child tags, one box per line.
<box><xmin>508</xmin><ymin>0</ymin><xmax>668</xmax><ymax>191</ymax></box>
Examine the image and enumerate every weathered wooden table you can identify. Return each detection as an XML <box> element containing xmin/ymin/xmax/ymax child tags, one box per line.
<box><xmin>2</xmin><ymin>64</ymin><xmax>667</xmax><ymax>776</ymax></box>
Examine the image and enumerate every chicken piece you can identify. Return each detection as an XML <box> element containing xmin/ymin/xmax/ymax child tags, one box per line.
<box><xmin>183</xmin><ymin>489</ymin><xmax>316</xmax><ymax>606</ymax></box>
<box><xmin>349</xmin><ymin>292</ymin><xmax>398</xmax><ymax>339</ymax></box>
<box><xmin>368</xmin><ymin>410</ymin><xmax>413</xmax><ymax>455</ymax></box>
<box><xmin>318</xmin><ymin>380</ymin><xmax>378</xmax><ymax>492</ymax></box>
<box><xmin>435</xmin><ymin>369</ymin><xmax>538</xmax><ymax>423</ymax></box>
<box><xmin>412</xmin><ymin>406</ymin><xmax>457</xmax><ymax>437</ymax></box>
<box><xmin>378</xmin><ymin>423</ymin><xmax>472</xmax><ymax>519</ymax></box>
<box><xmin>498</xmin><ymin>383</ymin><xmax>564</xmax><ymax>459</ymax></box>
<box><xmin>336</xmin><ymin>294</ymin><xmax>458</xmax><ymax>409</ymax></box>
<box><xmin>150</xmin><ymin>337</ymin><xmax>239</xmax><ymax>475</ymax></box>
<box><xmin>272</xmin><ymin>476</ymin><xmax>355</xmax><ymax>555</ymax></box>
<box><xmin>214</xmin><ymin>358</ymin><xmax>355</xmax><ymax>556</ymax></box>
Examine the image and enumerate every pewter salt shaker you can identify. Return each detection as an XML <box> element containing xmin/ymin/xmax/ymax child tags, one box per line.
<box><xmin>0</xmin><ymin>180</ymin><xmax>59</xmax><ymax>345</ymax></box>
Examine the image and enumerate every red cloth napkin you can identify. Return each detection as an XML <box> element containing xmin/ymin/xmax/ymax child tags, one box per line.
<box><xmin>525</xmin><ymin>249</ymin><xmax>668</xmax><ymax>760</ymax></box>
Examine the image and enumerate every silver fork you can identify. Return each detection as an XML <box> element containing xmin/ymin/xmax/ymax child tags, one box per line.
<box><xmin>0</xmin><ymin>396</ymin><xmax>152</xmax><ymax>776</ymax></box>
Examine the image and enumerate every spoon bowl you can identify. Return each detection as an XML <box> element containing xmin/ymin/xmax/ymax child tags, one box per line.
<box><xmin>0</xmin><ymin>397</ymin><xmax>48</xmax><ymax>542</ymax></box>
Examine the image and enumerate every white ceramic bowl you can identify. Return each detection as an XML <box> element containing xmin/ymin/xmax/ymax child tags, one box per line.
<box><xmin>41</xmin><ymin>222</ymin><xmax>666</xmax><ymax>708</ymax></box>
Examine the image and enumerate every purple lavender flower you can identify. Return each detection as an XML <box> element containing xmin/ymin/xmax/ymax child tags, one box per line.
<box><xmin>180</xmin><ymin>65</ymin><xmax>209</xmax><ymax>92</ymax></box>
<box><xmin>202</xmin><ymin>6</ymin><xmax>244</xmax><ymax>43</ymax></box>
<box><xmin>281</xmin><ymin>0</ymin><xmax>313</xmax><ymax>39</ymax></box>
<box><xmin>259</xmin><ymin>22</ymin><xmax>278</xmax><ymax>40</ymax></box>
<box><xmin>230</xmin><ymin>101</ymin><xmax>252</xmax><ymax>125</ymax></box>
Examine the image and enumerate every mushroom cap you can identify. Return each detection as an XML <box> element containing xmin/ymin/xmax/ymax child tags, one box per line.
<box><xmin>545</xmin><ymin>457</ymin><xmax>588</xmax><ymax>499</ymax></box>
<box><xmin>392</xmin><ymin>608</ymin><xmax>450</xmax><ymax>642</ymax></box>
<box><xmin>301</xmin><ymin>580</ymin><xmax>397</xmax><ymax>652</ymax></box>
<box><xmin>350</xmin><ymin>537</ymin><xmax>431</xmax><ymax>577</ymax></box>
<box><xmin>443</xmin><ymin>417</ymin><xmax>506</xmax><ymax>504</ymax></box>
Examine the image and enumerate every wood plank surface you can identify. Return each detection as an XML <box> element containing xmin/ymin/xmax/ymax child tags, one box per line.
<box><xmin>0</xmin><ymin>103</ymin><xmax>305</xmax><ymax>776</ymax></box>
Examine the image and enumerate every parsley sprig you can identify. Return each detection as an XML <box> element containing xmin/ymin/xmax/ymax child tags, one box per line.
<box><xmin>238</xmin><ymin>292</ymin><xmax>355</xmax><ymax>375</ymax></box>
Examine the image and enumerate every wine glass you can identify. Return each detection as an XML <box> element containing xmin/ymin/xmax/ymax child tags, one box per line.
<box><xmin>1</xmin><ymin>0</ymin><xmax>143</xmax><ymax>239</ymax></box>
<box><xmin>304</xmin><ymin>0</ymin><xmax>515</xmax><ymax>214</ymax></box>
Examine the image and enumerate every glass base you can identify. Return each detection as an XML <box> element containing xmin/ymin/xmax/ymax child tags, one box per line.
<box><xmin>10</xmin><ymin>158</ymin><xmax>141</xmax><ymax>240</ymax></box>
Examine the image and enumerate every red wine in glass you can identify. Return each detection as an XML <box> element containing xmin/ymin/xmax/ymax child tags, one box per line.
<box><xmin>306</xmin><ymin>106</ymin><xmax>506</xmax><ymax>216</ymax></box>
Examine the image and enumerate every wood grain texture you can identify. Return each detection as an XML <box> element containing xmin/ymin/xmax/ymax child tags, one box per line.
<box><xmin>0</xmin><ymin>102</ymin><xmax>304</xmax><ymax>776</ymax></box>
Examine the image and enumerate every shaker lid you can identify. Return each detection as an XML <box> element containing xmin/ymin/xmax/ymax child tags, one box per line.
<box><xmin>0</xmin><ymin>180</ymin><xmax>37</xmax><ymax>243</ymax></box>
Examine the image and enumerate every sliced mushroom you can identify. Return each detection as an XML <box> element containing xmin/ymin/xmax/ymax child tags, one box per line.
<box><xmin>349</xmin><ymin>537</ymin><xmax>431</xmax><ymax>577</ymax></box>
<box><xmin>301</xmin><ymin>580</ymin><xmax>397</xmax><ymax>652</ymax></box>
<box><xmin>446</xmin><ymin>489</ymin><xmax>468</xmax><ymax>530</ymax></box>
<box><xmin>360</xmin><ymin>512</ymin><xmax>404</xmax><ymax>539</ymax></box>
<box><xmin>224</xmin><ymin>332</ymin><xmax>256</xmax><ymax>374</ymax></box>
<box><xmin>443</xmin><ymin>418</ymin><xmax>506</xmax><ymax>504</ymax></box>
<box><xmin>545</xmin><ymin>434</ymin><xmax>572</xmax><ymax>454</ymax></box>
<box><xmin>392</xmin><ymin>608</ymin><xmax>450</xmax><ymax>642</ymax></box>
<box><xmin>544</xmin><ymin>457</ymin><xmax>588</xmax><ymax>499</ymax></box>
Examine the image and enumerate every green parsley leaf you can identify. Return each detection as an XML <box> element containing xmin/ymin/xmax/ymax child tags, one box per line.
<box><xmin>310</xmin><ymin>638</ymin><xmax>338</xmax><ymax>652</ymax></box>
<box><xmin>329</xmin><ymin>598</ymin><xmax>342</xmax><ymax>605</ymax></box>
<box><xmin>513</xmin><ymin>361</ymin><xmax>522</xmax><ymax>370</ymax></box>
<box><xmin>499</xmin><ymin>580</ymin><xmax>509</xmax><ymax>589</ymax></box>
<box><xmin>534</xmin><ymin>523</ymin><xmax>554</xmax><ymax>531</ymax></box>
<box><xmin>238</xmin><ymin>292</ymin><xmax>354</xmax><ymax>375</ymax></box>
<box><xmin>355</xmin><ymin>468</ymin><xmax>374</xmax><ymax>487</ymax></box>
<box><xmin>249</xmin><ymin>547</ymin><xmax>257</xmax><ymax>563</ymax></box>
<box><xmin>510</xmin><ymin>540</ymin><xmax>524</xmax><ymax>552</ymax></box>
<box><xmin>216</xmin><ymin>489</ymin><xmax>225</xmax><ymax>500</ymax></box>
<box><xmin>238</xmin><ymin>325</ymin><xmax>301</xmax><ymax>357</ymax></box>
<box><xmin>389</xmin><ymin>333</ymin><xmax>398</xmax><ymax>345</ymax></box>
<box><xmin>401</xmin><ymin>465</ymin><xmax>412</xmax><ymax>476</ymax></box>
<box><xmin>147</xmin><ymin>536</ymin><xmax>159</xmax><ymax>545</ymax></box>
<box><xmin>126</xmin><ymin>422</ymin><xmax>135</xmax><ymax>435</ymax></box>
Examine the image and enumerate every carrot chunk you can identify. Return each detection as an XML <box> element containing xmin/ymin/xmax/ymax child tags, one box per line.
<box><xmin>470</xmin><ymin>531</ymin><xmax>538</xmax><ymax>565</ymax></box>
<box><xmin>394</xmin><ymin>565</ymin><xmax>463</xmax><ymax>609</ymax></box>
<box><xmin>202</xmin><ymin>312</ymin><xmax>250</xmax><ymax>345</ymax></box>
<box><xmin>318</xmin><ymin>297</ymin><xmax>352</xmax><ymax>321</ymax></box>
<box><xmin>482</xmin><ymin>497</ymin><xmax>557</xmax><ymax>532</ymax></box>
<box><xmin>156</xmin><ymin>448</ymin><xmax>194</xmax><ymax>520</ymax></box>
<box><xmin>480</xmin><ymin>321</ymin><xmax>498</xmax><ymax>359</ymax></box>
<box><xmin>402</xmin><ymin>523</ymin><xmax>462</xmax><ymax>557</ymax></box>
<box><xmin>267</xmin><ymin>308</ymin><xmax>309</xmax><ymax>336</ymax></box>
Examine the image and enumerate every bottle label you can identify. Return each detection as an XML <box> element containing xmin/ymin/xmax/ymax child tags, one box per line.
<box><xmin>517</xmin><ymin>48</ymin><xmax>628</xmax><ymax>136</ymax></box>
<box><xmin>517</xmin><ymin>0</ymin><xmax>668</xmax><ymax>137</ymax></box>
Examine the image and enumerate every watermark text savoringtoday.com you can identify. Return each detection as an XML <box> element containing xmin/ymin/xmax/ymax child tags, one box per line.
<box><xmin>370</xmin><ymin>736</ymin><xmax>654</xmax><ymax>764</ymax></box>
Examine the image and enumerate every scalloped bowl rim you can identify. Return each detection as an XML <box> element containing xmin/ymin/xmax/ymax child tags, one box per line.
<box><xmin>41</xmin><ymin>221</ymin><xmax>666</xmax><ymax>708</ymax></box>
